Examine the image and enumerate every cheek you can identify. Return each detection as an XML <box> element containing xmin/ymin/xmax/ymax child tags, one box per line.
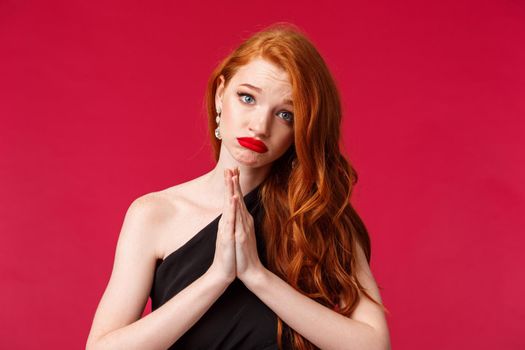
<box><xmin>273</xmin><ymin>130</ymin><xmax>294</xmax><ymax>152</ymax></box>
<box><xmin>220</xmin><ymin>108</ymin><xmax>240</xmax><ymax>137</ymax></box>
<box><xmin>221</xmin><ymin>100</ymin><xmax>238</xmax><ymax>123</ymax></box>
<box><xmin>222</xmin><ymin>103</ymin><xmax>248</xmax><ymax>129</ymax></box>
<box><xmin>284</xmin><ymin>136</ymin><xmax>294</xmax><ymax>151</ymax></box>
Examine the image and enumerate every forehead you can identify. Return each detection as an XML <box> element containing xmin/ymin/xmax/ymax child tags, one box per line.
<box><xmin>231</xmin><ymin>58</ymin><xmax>292</xmax><ymax>91</ymax></box>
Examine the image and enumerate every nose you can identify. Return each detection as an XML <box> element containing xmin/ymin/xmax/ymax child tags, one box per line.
<box><xmin>248</xmin><ymin>109</ymin><xmax>272</xmax><ymax>137</ymax></box>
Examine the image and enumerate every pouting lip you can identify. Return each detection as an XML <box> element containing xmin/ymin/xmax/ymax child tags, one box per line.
<box><xmin>237</xmin><ymin>137</ymin><xmax>268</xmax><ymax>152</ymax></box>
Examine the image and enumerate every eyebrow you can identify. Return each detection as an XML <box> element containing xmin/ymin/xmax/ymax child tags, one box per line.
<box><xmin>239</xmin><ymin>83</ymin><xmax>294</xmax><ymax>106</ymax></box>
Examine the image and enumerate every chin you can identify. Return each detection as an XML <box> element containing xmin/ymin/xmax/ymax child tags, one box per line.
<box><xmin>233</xmin><ymin>150</ymin><xmax>272</xmax><ymax>167</ymax></box>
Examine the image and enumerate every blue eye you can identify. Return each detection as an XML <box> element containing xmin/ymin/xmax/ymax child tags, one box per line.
<box><xmin>279</xmin><ymin>111</ymin><xmax>294</xmax><ymax>123</ymax></box>
<box><xmin>237</xmin><ymin>92</ymin><xmax>255</xmax><ymax>104</ymax></box>
<box><xmin>237</xmin><ymin>91</ymin><xmax>294</xmax><ymax>123</ymax></box>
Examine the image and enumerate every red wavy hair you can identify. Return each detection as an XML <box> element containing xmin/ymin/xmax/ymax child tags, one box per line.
<box><xmin>204</xmin><ymin>22</ymin><xmax>387</xmax><ymax>350</ymax></box>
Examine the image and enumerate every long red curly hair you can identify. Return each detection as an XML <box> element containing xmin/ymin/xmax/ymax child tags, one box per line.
<box><xmin>204</xmin><ymin>22</ymin><xmax>387</xmax><ymax>350</ymax></box>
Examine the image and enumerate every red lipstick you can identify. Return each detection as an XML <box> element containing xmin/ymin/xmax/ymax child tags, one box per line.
<box><xmin>237</xmin><ymin>137</ymin><xmax>268</xmax><ymax>153</ymax></box>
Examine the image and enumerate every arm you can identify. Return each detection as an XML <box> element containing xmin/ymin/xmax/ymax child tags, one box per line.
<box><xmin>243</xmin><ymin>241</ymin><xmax>391</xmax><ymax>350</ymax></box>
<box><xmin>86</xmin><ymin>194</ymin><xmax>230</xmax><ymax>350</ymax></box>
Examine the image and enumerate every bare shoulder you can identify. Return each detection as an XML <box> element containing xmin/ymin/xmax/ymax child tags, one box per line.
<box><xmin>86</xmin><ymin>185</ymin><xmax>191</xmax><ymax>346</ymax></box>
<box><xmin>129</xmin><ymin>190</ymin><xmax>177</xmax><ymax>225</ymax></box>
<box><xmin>150</xmin><ymin>175</ymin><xmax>221</xmax><ymax>260</ymax></box>
<box><xmin>124</xmin><ymin>187</ymin><xmax>184</xmax><ymax>258</ymax></box>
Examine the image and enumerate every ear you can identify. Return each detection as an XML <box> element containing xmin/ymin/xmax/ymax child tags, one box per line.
<box><xmin>215</xmin><ymin>75</ymin><xmax>225</xmax><ymax>112</ymax></box>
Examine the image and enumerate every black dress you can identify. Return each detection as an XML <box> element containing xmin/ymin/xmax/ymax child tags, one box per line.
<box><xmin>149</xmin><ymin>184</ymin><xmax>283</xmax><ymax>350</ymax></box>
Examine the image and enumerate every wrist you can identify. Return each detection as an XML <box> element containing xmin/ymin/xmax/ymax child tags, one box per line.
<box><xmin>241</xmin><ymin>265</ymin><xmax>269</xmax><ymax>291</ymax></box>
<box><xmin>206</xmin><ymin>266</ymin><xmax>234</xmax><ymax>290</ymax></box>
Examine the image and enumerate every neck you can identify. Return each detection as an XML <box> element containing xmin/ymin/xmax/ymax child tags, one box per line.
<box><xmin>204</xmin><ymin>143</ymin><xmax>271</xmax><ymax>199</ymax></box>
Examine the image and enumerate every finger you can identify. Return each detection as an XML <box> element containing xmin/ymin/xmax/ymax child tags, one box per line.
<box><xmin>235</xmin><ymin>168</ymin><xmax>243</xmax><ymax>196</ymax></box>
<box><xmin>230</xmin><ymin>174</ymin><xmax>247</xmax><ymax>232</ymax></box>
<box><xmin>232</xmin><ymin>172</ymin><xmax>247</xmax><ymax>212</ymax></box>
<box><xmin>222</xmin><ymin>169</ymin><xmax>234</xmax><ymax>228</ymax></box>
<box><xmin>229</xmin><ymin>173</ymin><xmax>239</xmax><ymax>217</ymax></box>
<box><xmin>224</xmin><ymin>169</ymin><xmax>236</xmax><ymax>212</ymax></box>
<box><xmin>232</xmin><ymin>172</ymin><xmax>239</xmax><ymax>197</ymax></box>
<box><xmin>235</xmin><ymin>196</ymin><xmax>243</xmax><ymax>237</ymax></box>
<box><xmin>225</xmin><ymin>168</ymin><xmax>234</xmax><ymax>198</ymax></box>
<box><xmin>225</xmin><ymin>191</ymin><xmax>237</xmax><ymax>238</ymax></box>
<box><xmin>230</xmin><ymin>173</ymin><xmax>238</xmax><ymax>203</ymax></box>
<box><xmin>235</xmin><ymin>195</ymin><xmax>249</xmax><ymax>240</ymax></box>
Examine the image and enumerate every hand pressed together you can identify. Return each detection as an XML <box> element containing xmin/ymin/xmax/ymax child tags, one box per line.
<box><xmin>210</xmin><ymin>167</ymin><xmax>266</xmax><ymax>287</ymax></box>
<box><xmin>227</xmin><ymin>167</ymin><xmax>265</xmax><ymax>285</ymax></box>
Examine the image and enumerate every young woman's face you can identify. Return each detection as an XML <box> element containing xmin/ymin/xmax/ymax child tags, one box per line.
<box><xmin>215</xmin><ymin>57</ymin><xmax>295</xmax><ymax>167</ymax></box>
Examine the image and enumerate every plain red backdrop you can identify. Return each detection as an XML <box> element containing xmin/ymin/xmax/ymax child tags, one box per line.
<box><xmin>1</xmin><ymin>0</ymin><xmax>524</xmax><ymax>349</ymax></box>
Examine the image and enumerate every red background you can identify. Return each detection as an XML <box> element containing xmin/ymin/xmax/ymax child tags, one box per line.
<box><xmin>1</xmin><ymin>0</ymin><xmax>524</xmax><ymax>349</ymax></box>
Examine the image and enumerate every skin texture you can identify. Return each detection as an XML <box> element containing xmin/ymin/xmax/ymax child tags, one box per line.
<box><xmin>85</xmin><ymin>58</ymin><xmax>300</xmax><ymax>350</ymax></box>
<box><xmin>86</xmin><ymin>57</ymin><xmax>391</xmax><ymax>350</ymax></box>
<box><xmin>215</xmin><ymin>57</ymin><xmax>295</xmax><ymax>169</ymax></box>
<box><xmin>213</xmin><ymin>59</ymin><xmax>390</xmax><ymax>349</ymax></box>
<box><xmin>231</xmin><ymin>168</ymin><xmax>265</xmax><ymax>282</ymax></box>
<box><xmin>211</xmin><ymin>57</ymin><xmax>296</xmax><ymax>282</ymax></box>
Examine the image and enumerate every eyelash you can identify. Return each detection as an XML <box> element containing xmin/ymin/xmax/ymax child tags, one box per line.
<box><xmin>236</xmin><ymin>92</ymin><xmax>294</xmax><ymax>123</ymax></box>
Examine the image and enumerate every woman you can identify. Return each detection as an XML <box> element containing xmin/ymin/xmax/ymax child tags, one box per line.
<box><xmin>87</xmin><ymin>23</ymin><xmax>391</xmax><ymax>350</ymax></box>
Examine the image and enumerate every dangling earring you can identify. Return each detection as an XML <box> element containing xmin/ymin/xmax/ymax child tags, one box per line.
<box><xmin>214</xmin><ymin>107</ymin><xmax>222</xmax><ymax>140</ymax></box>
